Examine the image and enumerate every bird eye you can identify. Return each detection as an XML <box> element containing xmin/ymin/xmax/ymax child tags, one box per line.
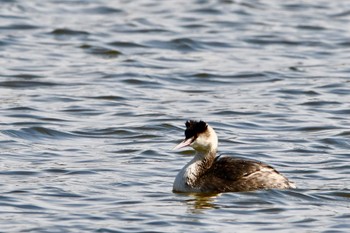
<box><xmin>185</xmin><ymin>129</ymin><xmax>195</xmax><ymax>139</ymax></box>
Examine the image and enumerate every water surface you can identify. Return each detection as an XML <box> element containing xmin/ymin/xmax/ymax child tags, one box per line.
<box><xmin>1</xmin><ymin>0</ymin><xmax>350</xmax><ymax>232</ymax></box>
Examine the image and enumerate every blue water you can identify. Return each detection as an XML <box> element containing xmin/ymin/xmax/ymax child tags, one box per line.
<box><xmin>1</xmin><ymin>0</ymin><xmax>350</xmax><ymax>232</ymax></box>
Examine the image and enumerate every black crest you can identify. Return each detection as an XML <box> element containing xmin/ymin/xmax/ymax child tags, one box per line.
<box><xmin>184</xmin><ymin>120</ymin><xmax>208</xmax><ymax>139</ymax></box>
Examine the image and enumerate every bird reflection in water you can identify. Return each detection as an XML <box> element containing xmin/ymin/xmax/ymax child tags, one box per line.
<box><xmin>184</xmin><ymin>193</ymin><xmax>221</xmax><ymax>213</ymax></box>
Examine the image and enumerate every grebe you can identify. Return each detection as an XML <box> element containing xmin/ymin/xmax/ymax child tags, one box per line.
<box><xmin>173</xmin><ymin>120</ymin><xmax>295</xmax><ymax>193</ymax></box>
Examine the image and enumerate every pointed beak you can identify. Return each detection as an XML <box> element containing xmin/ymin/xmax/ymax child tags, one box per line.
<box><xmin>172</xmin><ymin>137</ymin><xmax>193</xmax><ymax>150</ymax></box>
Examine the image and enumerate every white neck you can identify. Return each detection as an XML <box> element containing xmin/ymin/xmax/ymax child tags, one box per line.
<box><xmin>173</xmin><ymin>150</ymin><xmax>216</xmax><ymax>192</ymax></box>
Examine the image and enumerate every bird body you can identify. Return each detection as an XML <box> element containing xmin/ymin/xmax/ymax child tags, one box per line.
<box><xmin>173</xmin><ymin>120</ymin><xmax>295</xmax><ymax>193</ymax></box>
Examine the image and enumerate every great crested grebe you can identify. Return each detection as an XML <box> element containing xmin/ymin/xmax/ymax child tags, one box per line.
<box><xmin>173</xmin><ymin>120</ymin><xmax>295</xmax><ymax>193</ymax></box>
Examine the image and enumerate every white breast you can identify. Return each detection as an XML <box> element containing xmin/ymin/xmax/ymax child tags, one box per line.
<box><xmin>173</xmin><ymin>159</ymin><xmax>201</xmax><ymax>192</ymax></box>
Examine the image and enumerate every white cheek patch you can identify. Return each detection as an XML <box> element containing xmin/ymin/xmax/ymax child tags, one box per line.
<box><xmin>191</xmin><ymin>134</ymin><xmax>214</xmax><ymax>151</ymax></box>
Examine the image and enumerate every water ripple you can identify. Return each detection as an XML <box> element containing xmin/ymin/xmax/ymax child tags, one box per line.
<box><xmin>80</xmin><ymin>44</ymin><xmax>122</xmax><ymax>59</ymax></box>
<box><xmin>2</xmin><ymin>127</ymin><xmax>77</xmax><ymax>141</ymax></box>
<box><xmin>50</xmin><ymin>28</ymin><xmax>90</xmax><ymax>36</ymax></box>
